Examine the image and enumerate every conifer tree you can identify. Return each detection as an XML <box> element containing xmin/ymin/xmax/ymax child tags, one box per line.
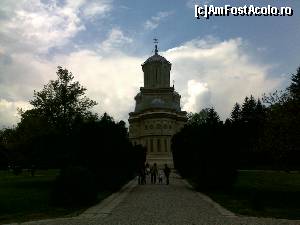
<box><xmin>241</xmin><ymin>95</ymin><xmax>257</xmax><ymax>122</ymax></box>
<box><xmin>288</xmin><ymin>66</ymin><xmax>300</xmax><ymax>101</ymax></box>
<box><xmin>230</xmin><ymin>103</ymin><xmax>242</xmax><ymax>123</ymax></box>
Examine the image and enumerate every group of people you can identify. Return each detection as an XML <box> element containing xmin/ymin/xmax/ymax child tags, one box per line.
<box><xmin>138</xmin><ymin>163</ymin><xmax>171</xmax><ymax>185</ymax></box>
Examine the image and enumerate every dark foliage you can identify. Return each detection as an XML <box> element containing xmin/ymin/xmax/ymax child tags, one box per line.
<box><xmin>0</xmin><ymin>66</ymin><xmax>145</xmax><ymax>207</ymax></box>
<box><xmin>68</xmin><ymin>113</ymin><xmax>143</xmax><ymax>190</ymax></box>
<box><xmin>29</xmin><ymin>66</ymin><xmax>97</xmax><ymax>133</ymax></box>
<box><xmin>172</xmin><ymin>108</ymin><xmax>237</xmax><ymax>190</ymax></box>
<box><xmin>52</xmin><ymin>166</ymin><xmax>97</xmax><ymax>206</ymax></box>
<box><xmin>0</xmin><ymin>145</ymin><xmax>8</xmax><ymax>170</ymax></box>
<box><xmin>288</xmin><ymin>67</ymin><xmax>300</xmax><ymax>101</ymax></box>
<box><xmin>173</xmin><ymin>65</ymin><xmax>300</xmax><ymax>187</ymax></box>
<box><xmin>228</xmin><ymin>96</ymin><xmax>268</xmax><ymax>168</ymax></box>
<box><xmin>227</xmin><ymin>66</ymin><xmax>300</xmax><ymax>170</ymax></box>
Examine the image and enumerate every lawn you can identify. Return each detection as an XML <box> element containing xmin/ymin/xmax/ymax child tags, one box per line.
<box><xmin>0</xmin><ymin>169</ymin><xmax>108</xmax><ymax>224</ymax></box>
<box><xmin>204</xmin><ymin>170</ymin><xmax>300</xmax><ymax>220</ymax></box>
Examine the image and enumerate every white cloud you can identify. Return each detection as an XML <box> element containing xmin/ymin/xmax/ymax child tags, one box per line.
<box><xmin>0</xmin><ymin>35</ymin><xmax>285</xmax><ymax>126</ymax></box>
<box><xmin>164</xmin><ymin>38</ymin><xmax>283</xmax><ymax>118</ymax></box>
<box><xmin>144</xmin><ymin>11</ymin><xmax>174</xmax><ymax>30</ymax></box>
<box><xmin>184</xmin><ymin>80</ymin><xmax>209</xmax><ymax>112</ymax></box>
<box><xmin>0</xmin><ymin>0</ymin><xmax>113</xmax><ymax>53</ymax></box>
<box><xmin>99</xmin><ymin>28</ymin><xmax>133</xmax><ymax>52</ymax></box>
<box><xmin>82</xmin><ymin>1</ymin><xmax>112</xmax><ymax>18</ymax></box>
<box><xmin>56</xmin><ymin>51</ymin><xmax>142</xmax><ymax>121</ymax></box>
<box><xmin>0</xmin><ymin>99</ymin><xmax>31</xmax><ymax>128</ymax></box>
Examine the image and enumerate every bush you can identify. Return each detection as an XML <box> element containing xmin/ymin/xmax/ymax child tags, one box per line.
<box><xmin>52</xmin><ymin>166</ymin><xmax>97</xmax><ymax>206</ymax></box>
<box><xmin>172</xmin><ymin>109</ymin><xmax>238</xmax><ymax>190</ymax></box>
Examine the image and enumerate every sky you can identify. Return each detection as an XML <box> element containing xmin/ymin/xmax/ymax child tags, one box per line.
<box><xmin>0</xmin><ymin>0</ymin><xmax>299</xmax><ymax>127</ymax></box>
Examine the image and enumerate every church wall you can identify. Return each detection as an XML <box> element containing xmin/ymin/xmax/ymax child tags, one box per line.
<box><xmin>129</xmin><ymin>50</ymin><xmax>186</xmax><ymax>167</ymax></box>
<box><xmin>129</xmin><ymin>115</ymin><xmax>186</xmax><ymax>157</ymax></box>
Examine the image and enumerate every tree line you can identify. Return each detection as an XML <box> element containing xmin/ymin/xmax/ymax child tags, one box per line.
<box><xmin>172</xmin><ymin>67</ymin><xmax>300</xmax><ymax>189</ymax></box>
<box><xmin>0</xmin><ymin>65</ymin><xmax>299</xmax><ymax>197</ymax></box>
<box><xmin>0</xmin><ymin>66</ymin><xmax>146</xmax><ymax>206</ymax></box>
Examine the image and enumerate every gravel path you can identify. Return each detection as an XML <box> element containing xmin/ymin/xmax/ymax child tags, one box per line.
<box><xmin>9</xmin><ymin>174</ymin><xmax>300</xmax><ymax>225</ymax></box>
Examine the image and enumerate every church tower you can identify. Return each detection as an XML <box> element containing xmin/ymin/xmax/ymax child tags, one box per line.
<box><xmin>128</xmin><ymin>41</ymin><xmax>187</xmax><ymax>167</ymax></box>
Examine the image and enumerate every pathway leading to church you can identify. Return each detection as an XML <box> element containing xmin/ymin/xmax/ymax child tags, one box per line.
<box><xmin>10</xmin><ymin>174</ymin><xmax>300</xmax><ymax>225</ymax></box>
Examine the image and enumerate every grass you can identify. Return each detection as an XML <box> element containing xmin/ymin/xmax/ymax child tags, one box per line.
<box><xmin>203</xmin><ymin>170</ymin><xmax>300</xmax><ymax>220</ymax></box>
<box><xmin>0</xmin><ymin>169</ymin><xmax>110</xmax><ymax>224</ymax></box>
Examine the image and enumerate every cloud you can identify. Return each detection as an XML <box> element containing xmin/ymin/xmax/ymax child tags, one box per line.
<box><xmin>0</xmin><ymin>0</ymin><xmax>113</xmax><ymax>53</ymax></box>
<box><xmin>164</xmin><ymin>37</ymin><xmax>283</xmax><ymax>118</ymax></box>
<box><xmin>99</xmin><ymin>28</ymin><xmax>133</xmax><ymax>52</ymax></box>
<box><xmin>0</xmin><ymin>27</ymin><xmax>137</xmax><ymax>127</ymax></box>
<box><xmin>184</xmin><ymin>80</ymin><xmax>210</xmax><ymax>112</ymax></box>
<box><xmin>82</xmin><ymin>0</ymin><xmax>112</xmax><ymax>18</ymax></box>
<box><xmin>0</xmin><ymin>33</ymin><xmax>285</xmax><ymax>127</ymax></box>
<box><xmin>144</xmin><ymin>11</ymin><xmax>174</xmax><ymax>30</ymax></box>
<box><xmin>0</xmin><ymin>99</ymin><xmax>31</xmax><ymax>128</ymax></box>
<box><xmin>54</xmin><ymin>50</ymin><xmax>142</xmax><ymax>121</ymax></box>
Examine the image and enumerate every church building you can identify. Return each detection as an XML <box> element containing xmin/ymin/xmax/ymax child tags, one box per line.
<box><xmin>128</xmin><ymin>42</ymin><xmax>187</xmax><ymax>167</ymax></box>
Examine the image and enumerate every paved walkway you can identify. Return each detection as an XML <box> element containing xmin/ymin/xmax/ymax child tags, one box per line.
<box><xmin>8</xmin><ymin>174</ymin><xmax>300</xmax><ymax>225</ymax></box>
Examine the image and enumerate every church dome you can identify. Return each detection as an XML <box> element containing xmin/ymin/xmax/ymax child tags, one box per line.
<box><xmin>142</xmin><ymin>43</ymin><xmax>171</xmax><ymax>66</ymax></box>
<box><xmin>142</xmin><ymin>54</ymin><xmax>171</xmax><ymax>65</ymax></box>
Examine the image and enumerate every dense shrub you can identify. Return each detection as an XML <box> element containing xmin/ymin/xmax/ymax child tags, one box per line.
<box><xmin>52</xmin><ymin>166</ymin><xmax>97</xmax><ymax>206</ymax></box>
<box><xmin>172</xmin><ymin>108</ymin><xmax>237</xmax><ymax>190</ymax></box>
<box><xmin>0</xmin><ymin>147</ymin><xmax>8</xmax><ymax>170</ymax></box>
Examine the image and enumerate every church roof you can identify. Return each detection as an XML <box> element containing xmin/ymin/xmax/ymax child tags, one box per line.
<box><xmin>142</xmin><ymin>44</ymin><xmax>171</xmax><ymax>66</ymax></box>
<box><xmin>142</xmin><ymin>53</ymin><xmax>171</xmax><ymax>65</ymax></box>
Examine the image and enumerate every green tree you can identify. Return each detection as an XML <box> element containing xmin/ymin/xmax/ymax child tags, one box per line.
<box><xmin>12</xmin><ymin>67</ymin><xmax>98</xmax><ymax>168</ymax></box>
<box><xmin>187</xmin><ymin>108</ymin><xmax>210</xmax><ymax>126</ymax></box>
<box><xmin>206</xmin><ymin>107</ymin><xmax>221</xmax><ymax>125</ymax></box>
<box><xmin>187</xmin><ymin>108</ymin><xmax>220</xmax><ymax>126</ymax></box>
<box><xmin>230</xmin><ymin>103</ymin><xmax>242</xmax><ymax>123</ymax></box>
<box><xmin>29</xmin><ymin>66</ymin><xmax>97</xmax><ymax>132</ymax></box>
<box><xmin>241</xmin><ymin>95</ymin><xmax>257</xmax><ymax>123</ymax></box>
<box><xmin>288</xmin><ymin>66</ymin><xmax>300</xmax><ymax>101</ymax></box>
<box><xmin>259</xmin><ymin>67</ymin><xmax>300</xmax><ymax>169</ymax></box>
<box><xmin>255</xmin><ymin>99</ymin><xmax>266</xmax><ymax>123</ymax></box>
<box><xmin>173</xmin><ymin>108</ymin><xmax>237</xmax><ymax>189</ymax></box>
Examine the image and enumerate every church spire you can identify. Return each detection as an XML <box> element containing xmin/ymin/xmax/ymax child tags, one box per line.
<box><xmin>153</xmin><ymin>38</ymin><xmax>158</xmax><ymax>55</ymax></box>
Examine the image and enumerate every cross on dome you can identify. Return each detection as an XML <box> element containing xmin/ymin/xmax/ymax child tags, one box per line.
<box><xmin>153</xmin><ymin>38</ymin><xmax>158</xmax><ymax>55</ymax></box>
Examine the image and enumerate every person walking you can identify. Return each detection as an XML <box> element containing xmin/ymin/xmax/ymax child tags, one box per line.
<box><xmin>150</xmin><ymin>163</ymin><xmax>158</xmax><ymax>184</ymax></box>
<box><xmin>145</xmin><ymin>163</ymin><xmax>150</xmax><ymax>175</ymax></box>
<box><xmin>158</xmin><ymin>169</ymin><xmax>164</xmax><ymax>184</ymax></box>
<box><xmin>163</xmin><ymin>164</ymin><xmax>171</xmax><ymax>185</ymax></box>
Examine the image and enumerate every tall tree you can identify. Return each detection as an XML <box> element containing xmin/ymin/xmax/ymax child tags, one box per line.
<box><xmin>206</xmin><ymin>107</ymin><xmax>221</xmax><ymax>125</ymax></box>
<box><xmin>230</xmin><ymin>103</ymin><xmax>242</xmax><ymax>123</ymax></box>
<box><xmin>187</xmin><ymin>108</ymin><xmax>210</xmax><ymax>126</ymax></box>
<box><xmin>255</xmin><ymin>98</ymin><xmax>266</xmax><ymax>123</ymax></box>
<box><xmin>241</xmin><ymin>95</ymin><xmax>257</xmax><ymax>122</ymax></box>
<box><xmin>29</xmin><ymin>66</ymin><xmax>97</xmax><ymax>132</ymax></box>
<box><xmin>187</xmin><ymin>108</ymin><xmax>221</xmax><ymax>126</ymax></box>
<box><xmin>288</xmin><ymin>66</ymin><xmax>300</xmax><ymax>101</ymax></box>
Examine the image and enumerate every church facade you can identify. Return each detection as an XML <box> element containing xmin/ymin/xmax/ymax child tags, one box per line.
<box><xmin>128</xmin><ymin>45</ymin><xmax>187</xmax><ymax>167</ymax></box>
